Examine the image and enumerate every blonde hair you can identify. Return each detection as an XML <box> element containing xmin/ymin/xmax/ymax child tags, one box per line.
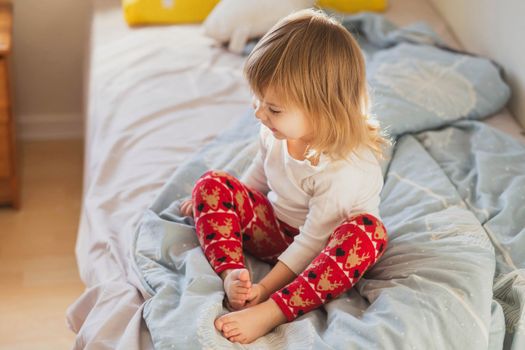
<box><xmin>244</xmin><ymin>8</ymin><xmax>391</xmax><ymax>162</ymax></box>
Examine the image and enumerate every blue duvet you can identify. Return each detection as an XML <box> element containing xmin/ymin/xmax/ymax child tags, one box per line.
<box><xmin>132</xmin><ymin>13</ymin><xmax>524</xmax><ymax>350</ymax></box>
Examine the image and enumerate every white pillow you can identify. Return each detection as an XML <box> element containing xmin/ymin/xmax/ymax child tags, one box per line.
<box><xmin>203</xmin><ymin>0</ymin><xmax>315</xmax><ymax>54</ymax></box>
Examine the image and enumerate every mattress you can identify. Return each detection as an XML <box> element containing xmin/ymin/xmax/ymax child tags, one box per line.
<box><xmin>67</xmin><ymin>0</ymin><xmax>525</xmax><ymax>348</ymax></box>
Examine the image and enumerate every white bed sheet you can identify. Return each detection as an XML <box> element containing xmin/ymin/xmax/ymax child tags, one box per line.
<box><xmin>67</xmin><ymin>0</ymin><xmax>525</xmax><ymax>348</ymax></box>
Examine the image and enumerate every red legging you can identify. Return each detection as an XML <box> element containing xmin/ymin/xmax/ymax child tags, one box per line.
<box><xmin>192</xmin><ymin>170</ymin><xmax>388</xmax><ymax>322</ymax></box>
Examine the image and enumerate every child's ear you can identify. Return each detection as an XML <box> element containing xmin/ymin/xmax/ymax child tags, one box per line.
<box><xmin>252</xmin><ymin>96</ymin><xmax>260</xmax><ymax>110</ymax></box>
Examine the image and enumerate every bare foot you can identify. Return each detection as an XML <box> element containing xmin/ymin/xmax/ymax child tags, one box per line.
<box><xmin>214</xmin><ymin>298</ymin><xmax>288</xmax><ymax>344</ymax></box>
<box><xmin>222</xmin><ymin>268</ymin><xmax>252</xmax><ymax>310</ymax></box>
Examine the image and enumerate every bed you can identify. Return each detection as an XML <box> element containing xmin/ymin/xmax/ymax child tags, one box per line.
<box><xmin>67</xmin><ymin>0</ymin><xmax>525</xmax><ymax>349</ymax></box>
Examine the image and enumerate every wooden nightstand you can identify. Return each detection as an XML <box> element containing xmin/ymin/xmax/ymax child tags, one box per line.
<box><xmin>0</xmin><ymin>1</ymin><xmax>19</xmax><ymax>209</ymax></box>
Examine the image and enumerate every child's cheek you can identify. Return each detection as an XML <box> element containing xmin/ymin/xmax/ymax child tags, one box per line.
<box><xmin>279</xmin><ymin>114</ymin><xmax>307</xmax><ymax>139</ymax></box>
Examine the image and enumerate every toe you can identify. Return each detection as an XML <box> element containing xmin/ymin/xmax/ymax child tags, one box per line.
<box><xmin>239</xmin><ymin>269</ymin><xmax>250</xmax><ymax>283</ymax></box>
<box><xmin>224</xmin><ymin>327</ymin><xmax>240</xmax><ymax>338</ymax></box>
<box><xmin>229</xmin><ymin>269</ymin><xmax>241</xmax><ymax>280</ymax></box>
<box><xmin>215</xmin><ymin>314</ymin><xmax>232</xmax><ymax>331</ymax></box>
<box><xmin>220</xmin><ymin>319</ymin><xmax>238</xmax><ymax>333</ymax></box>
<box><xmin>229</xmin><ymin>335</ymin><xmax>247</xmax><ymax>343</ymax></box>
<box><xmin>233</xmin><ymin>280</ymin><xmax>251</xmax><ymax>290</ymax></box>
<box><xmin>214</xmin><ymin>317</ymin><xmax>224</xmax><ymax>331</ymax></box>
<box><xmin>241</xmin><ymin>280</ymin><xmax>252</xmax><ymax>289</ymax></box>
<box><xmin>242</xmin><ymin>281</ymin><xmax>252</xmax><ymax>288</ymax></box>
<box><xmin>232</xmin><ymin>284</ymin><xmax>251</xmax><ymax>295</ymax></box>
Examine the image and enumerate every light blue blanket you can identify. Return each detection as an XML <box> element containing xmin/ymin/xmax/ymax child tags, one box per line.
<box><xmin>132</xmin><ymin>13</ymin><xmax>524</xmax><ymax>349</ymax></box>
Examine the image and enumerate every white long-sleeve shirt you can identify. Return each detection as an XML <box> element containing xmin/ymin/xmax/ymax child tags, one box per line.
<box><xmin>241</xmin><ymin>123</ymin><xmax>384</xmax><ymax>275</ymax></box>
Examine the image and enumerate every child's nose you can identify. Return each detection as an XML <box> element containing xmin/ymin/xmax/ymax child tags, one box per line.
<box><xmin>254</xmin><ymin>107</ymin><xmax>267</xmax><ymax>122</ymax></box>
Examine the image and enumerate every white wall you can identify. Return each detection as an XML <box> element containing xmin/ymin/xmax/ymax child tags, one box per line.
<box><xmin>429</xmin><ymin>0</ymin><xmax>525</xmax><ymax>128</ymax></box>
<box><xmin>10</xmin><ymin>0</ymin><xmax>523</xmax><ymax>138</ymax></box>
<box><xmin>11</xmin><ymin>0</ymin><xmax>92</xmax><ymax>140</ymax></box>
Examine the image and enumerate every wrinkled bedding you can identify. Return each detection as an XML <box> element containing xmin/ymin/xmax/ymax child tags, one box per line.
<box><xmin>132</xmin><ymin>13</ymin><xmax>525</xmax><ymax>350</ymax></box>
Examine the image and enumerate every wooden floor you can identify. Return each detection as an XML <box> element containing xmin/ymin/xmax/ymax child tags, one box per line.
<box><xmin>0</xmin><ymin>139</ymin><xmax>85</xmax><ymax>350</ymax></box>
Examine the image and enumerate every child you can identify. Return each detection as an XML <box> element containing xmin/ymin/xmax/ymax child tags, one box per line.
<box><xmin>179</xmin><ymin>8</ymin><xmax>390</xmax><ymax>344</ymax></box>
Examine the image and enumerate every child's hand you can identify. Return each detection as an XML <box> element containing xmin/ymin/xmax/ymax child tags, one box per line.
<box><xmin>224</xmin><ymin>283</ymin><xmax>267</xmax><ymax>312</ymax></box>
<box><xmin>242</xmin><ymin>283</ymin><xmax>269</xmax><ymax>309</ymax></box>
<box><xmin>180</xmin><ymin>199</ymin><xmax>194</xmax><ymax>217</ymax></box>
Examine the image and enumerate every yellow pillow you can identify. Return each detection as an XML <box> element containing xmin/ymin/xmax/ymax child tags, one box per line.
<box><xmin>122</xmin><ymin>0</ymin><xmax>220</xmax><ymax>26</ymax></box>
<box><xmin>316</xmin><ymin>0</ymin><xmax>387</xmax><ymax>13</ymax></box>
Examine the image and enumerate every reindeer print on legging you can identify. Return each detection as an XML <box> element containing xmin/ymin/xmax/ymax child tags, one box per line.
<box><xmin>345</xmin><ymin>238</ymin><xmax>370</xmax><ymax>270</ymax></box>
<box><xmin>234</xmin><ymin>191</ymin><xmax>247</xmax><ymax>222</ymax></box>
<box><xmin>200</xmin><ymin>187</ymin><xmax>221</xmax><ymax>210</ymax></box>
<box><xmin>316</xmin><ymin>266</ymin><xmax>344</xmax><ymax>292</ymax></box>
<box><xmin>289</xmin><ymin>285</ymin><xmax>315</xmax><ymax>308</ymax></box>
<box><xmin>208</xmin><ymin>218</ymin><xmax>233</xmax><ymax>238</ymax></box>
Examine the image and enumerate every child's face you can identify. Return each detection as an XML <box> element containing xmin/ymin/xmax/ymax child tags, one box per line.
<box><xmin>253</xmin><ymin>87</ymin><xmax>313</xmax><ymax>143</ymax></box>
